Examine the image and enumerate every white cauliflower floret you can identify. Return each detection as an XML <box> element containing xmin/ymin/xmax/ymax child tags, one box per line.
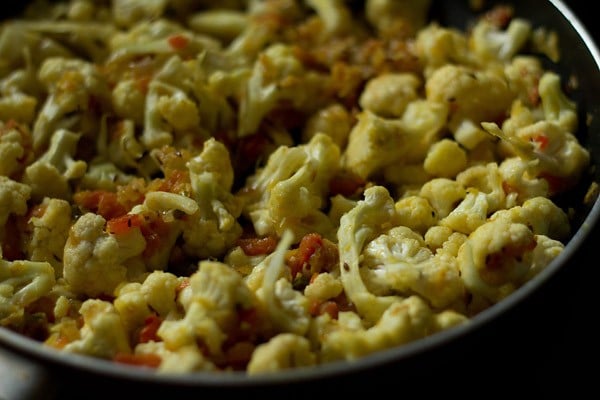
<box><xmin>342</xmin><ymin>101</ymin><xmax>448</xmax><ymax>179</ymax></box>
<box><xmin>470</xmin><ymin>17</ymin><xmax>532</xmax><ymax>63</ymax></box>
<box><xmin>24</xmin><ymin>197</ymin><xmax>72</xmax><ymax>277</ymax></box>
<box><xmin>415</xmin><ymin>23</ymin><xmax>474</xmax><ymax>77</ymax></box>
<box><xmin>0</xmin><ymin>122</ymin><xmax>32</xmax><ymax>178</ymax></box>
<box><xmin>241</xmin><ymin>133</ymin><xmax>340</xmax><ymax>241</ymax></box>
<box><xmin>32</xmin><ymin>57</ymin><xmax>110</xmax><ymax>152</ymax></box>
<box><xmin>238</xmin><ymin>43</ymin><xmax>329</xmax><ymax>137</ymax></box>
<box><xmin>182</xmin><ymin>138</ymin><xmax>244</xmax><ymax>259</ymax></box>
<box><xmin>490</xmin><ymin>196</ymin><xmax>570</xmax><ymax>241</ymax></box>
<box><xmin>254</xmin><ymin>231</ymin><xmax>311</xmax><ymax>335</ymax></box>
<box><xmin>361</xmin><ymin>226</ymin><xmax>464</xmax><ymax>308</ymax></box>
<box><xmin>425</xmin><ymin>64</ymin><xmax>514</xmax><ymax>135</ymax></box>
<box><xmin>419</xmin><ymin>178</ymin><xmax>466</xmax><ymax>219</ymax></box>
<box><xmin>97</xmin><ymin>119</ymin><xmax>145</xmax><ymax>172</ymax></box>
<box><xmin>63</xmin><ymin>299</ymin><xmax>131</xmax><ymax>359</ymax></box>
<box><xmin>499</xmin><ymin>157</ymin><xmax>549</xmax><ymax>205</ymax></box>
<box><xmin>247</xmin><ymin>333</ymin><xmax>316</xmax><ymax>374</ymax></box>
<box><xmin>23</xmin><ymin>128</ymin><xmax>87</xmax><ymax>201</ymax></box>
<box><xmin>538</xmin><ymin>72</ymin><xmax>578</xmax><ymax>133</ymax></box>
<box><xmin>394</xmin><ymin>195</ymin><xmax>438</xmax><ymax>235</ymax></box>
<box><xmin>482</xmin><ymin>120</ymin><xmax>590</xmax><ymax>194</ymax></box>
<box><xmin>504</xmin><ymin>56</ymin><xmax>544</xmax><ymax>107</ymax></box>
<box><xmin>301</xmin><ymin>103</ymin><xmax>353</xmax><ymax>149</ymax></box>
<box><xmin>158</xmin><ymin>260</ymin><xmax>257</xmax><ymax>356</ymax></box>
<box><xmin>303</xmin><ymin>272</ymin><xmax>343</xmax><ymax>302</ymax></box>
<box><xmin>63</xmin><ymin>212</ymin><xmax>146</xmax><ymax>297</ymax></box>
<box><xmin>0</xmin><ymin>93</ymin><xmax>37</xmax><ymax>125</ymax></box>
<box><xmin>440</xmin><ymin>189</ymin><xmax>489</xmax><ymax>235</ymax></box>
<box><xmin>455</xmin><ymin>163</ymin><xmax>507</xmax><ymax>214</ymax></box>
<box><xmin>0</xmin><ymin>258</ymin><xmax>56</xmax><ymax>320</ymax></box>
<box><xmin>320</xmin><ymin>296</ymin><xmax>466</xmax><ymax>362</ymax></box>
<box><xmin>0</xmin><ymin>176</ymin><xmax>30</xmax><ymax>227</ymax></box>
<box><xmin>423</xmin><ymin>138</ymin><xmax>467</xmax><ymax>178</ymax></box>
<box><xmin>114</xmin><ymin>270</ymin><xmax>182</xmax><ymax>336</ymax></box>
<box><xmin>359</xmin><ymin>73</ymin><xmax>421</xmax><ymax>118</ymax></box>
<box><xmin>135</xmin><ymin>342</ymin><xmax>216</xmax><ymax>373</ymax></box>
<box><xmin>338</xmin><ymin>186</ymin><xmax>400</xmax><ymax>324</ymax></box>
<box><xmin>457</xmin><ymin>217</ymin><xmax>538</xmax><ymax>302</ymax></box>
<box><xmin>187</xmin><ymin>9</ymin><xmax>248</xmax><ymax>43</ymax></box>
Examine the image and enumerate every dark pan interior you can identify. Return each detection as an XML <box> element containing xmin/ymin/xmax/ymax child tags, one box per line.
<box><xmin>0</xmin><ymin>1</ymin><xmax>598</xmax><ymax>398</ymax></box>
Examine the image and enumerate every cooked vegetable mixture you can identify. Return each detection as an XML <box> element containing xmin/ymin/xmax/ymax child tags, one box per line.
<box><xmin>0</xmin><ymin>0</ymin><xmax>590</xmax><ymax>374</ymax></box>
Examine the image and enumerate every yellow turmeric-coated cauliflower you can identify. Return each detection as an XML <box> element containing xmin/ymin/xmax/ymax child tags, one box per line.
<box><xmin>247</xmin><ymin>333</ymin><xmax>316</xmax><ymax>374</ymax></box>
<box><xmin>158</xmin><ymin>260</ymin><xmax>257</xmax><ymax>356</ymax></box>
<box><xmin>63</xmin><ymin>213</ymin><xmax>146</xmax><ymax>297</ymax></box>
<box><xmin>425</xmin><ymin>64</ymin><xmax>514</xmax><ymax>133</ymax></box>
<box><xmin>320</xmin><ymin>296</ymin><xmax>467</xmax><ymax>362</ymax></box>
<box><xmin>63</xmin><ymin>299</ymin><xmax>131</xmax><ymax>359</ymax></box>
<box><xmin>182</xmin><ymin>138</ymin><xmax>244</xmax><ymax>259</ymax></box>
<box><xmin>24</xmin><ymin>197</ymin><xmax>72</xmax><ymax>277</ymax></box>
<box><xmin>361</xmin><ymin>226</ymin><xmax>465</xmax><ymax>309</ymax></box>
<box><xmin>241</xmin><ymin>133</ymin><xmax>340</xmax><ymax>242</ymax></box>
<box><xmin>0</xmin><ymin>176</ymin><xmax>30</xmax><ymax>227</ymax></box>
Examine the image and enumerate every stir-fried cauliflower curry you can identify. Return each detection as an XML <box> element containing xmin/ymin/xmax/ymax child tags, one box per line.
<box><xmin>0</xmin><ymin>0</ymin><xmax>591</xmax><ymax>374</ymax></box>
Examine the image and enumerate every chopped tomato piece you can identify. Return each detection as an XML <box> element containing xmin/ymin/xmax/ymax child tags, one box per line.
<box><xmin>286</xmin><ymin>233</ymin><xmax>323</xmax><ymax>278</ymax></box>
<box><xmin>106</xmin><ymin>213</ymin><xmax>144</xmax><ymax>235</ymax></box>
<box><xmin>168</xmin><ymin>34</ymin><xmax>189</xmax><ymax>50</ymax></box>
<box><xmin>237</xmin><ymin>235</ymin><xmax>278</xmax><ymax>256</ymax></box>
<box><xmin>138</xmin><ymin>314</ymin><xmax>162</xmax><ymax>344</ymax></box>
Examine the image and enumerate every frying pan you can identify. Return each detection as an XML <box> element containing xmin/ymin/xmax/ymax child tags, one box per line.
<box><xmin>0</xmin><ymin>0</ymin><xmax>599</xmax><ymax>398</ymax></box>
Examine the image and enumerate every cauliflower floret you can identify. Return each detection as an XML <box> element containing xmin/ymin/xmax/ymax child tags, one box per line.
<box><xmin>359</xmin><ymin>73</ymin><xmax>421</xmax><ymax>118</ymax></box>
<box><xmin>361</xmin><ymin>226</ymin><xmax>464</xmax><ymax>308</ymax></box>
<box><xmin>97</xmin><ymin>118</ymin><xmax>145</xmax><ymax>172</ymax></box>
<box><xmin>0</xmin><ymin>258</ymin><xmax>56</xmax><ymax>320</ymax></box>
<box><xmin>470</xmin><ymin>17</ymin><xmax>532</xmax><ymax>63</ymax></box>
<box><xmin>63</xmin><ymin>299</ymin><xmax>131</xmax><ymax>359</ymax></box>
<box><xmin>490</xmin><ymin>196</ymin><xmax>570</xmax><ymax>241</ymax></box>
<box><xmin>338</xmin><ymin>186</ymin><xmax>400</xmax><ymax>324</ymax></box>
<box><xmin>135</xmin><ymin>342</ymin><xmax>216</xmax><ymax>373</ymax></box>
<box><xmin>0</xmin><ymin>93</ymin><xmax>37</xmax><ymax>125</ymax></box>
<box><xmin>456</xmin><ymin>163</ymin><xmax>506</xmax><ymax>213</ymax></box>
<box><xmin>415</xmin><ymin>23</ymin><xmax>475</xmax><ymax>77</ymax></box>
<box><xmin>366</xmin><ymin>0</ymin><xmax>432</xmax><ymax>38</ymax></box>
<box><xmin>306</xmin><ymin>0</ymin><xmax>353</xmax><ymax>37</ymax></box>
<box><xmin>538</xmin><ymin>71</ymin><xmax>578</xmax><ymax>133</ymax></box>
<box><xmin>419</xmin><ymin>178</ymin><xmax>466</xmax><ymax>219</ymax></box>
<box><xmin>457</xmin><ymin>217</ymin><xmax>538</xmax><ymax>302</ymax></box>
<box><xmin>254</xmin><ymin>230</ymin><xmax>311</xmax><ymax>335</ymax></box>
<box><xmin>342</xmin><ymin>100</ymin><xmax>448</xmax><ymax>179</ymax></box>
<box><xmin>394</xmin><ymin>195</ymin><xmax>438</xmax><ymax>235</ymax></box>
<box><xmin>303</xmin><ymin>272</ymin><xmax>343</xmax><ymax>302</ymax></box>
<box><xmin>114</xmin><ymin>270</ymin><xmax>182</xmax><ymax>336</ymax></box>
<box><xmin>301</xmin><ymin>103</ymin><xmax>353</xmax><ymax>149</ymax></box>
<box><xmin>423</xmin><ymin>138</ymin><xmax>468</xmax><ymax>178</ymax></box>
<box><xmin>32</xmin><ymin>57</ymin><xmax>110</xmax><ymax>152</ymax></box>
<box><xmin>247</xmin><ymin>333</ymin><xmax>316</xmax><ymax>374</ymax></box>
<box><xmin>499</xmin><ymin>157</ymin><xmax>550</xmax><ymax>205</ymax></box>
<box><xmin>241</xmin><ymin>133</ymin><xmax>340</xmax><ymax>242</ymax></box>
<box><xmin>0</xmin><ymin>121</ymin><xmax>33</xmax><ymax>178</ymax></box>
<box><xmin>182</xmin><ymin>138</ymin><xmax>244</xmax><ymax>259</ymax></box>
<box><xmin>23</xmin><ymin>128</ymin><xmax>87</xmax><ymax>201</ymax></box>
<box><xmin>24</xmin><ymin>197</ymin><xmax>72</xmax><ymax>277</ymax></box>
<box><xmin>237</xmin><ymin>43</ymin><xmax>329</xmax><ymax>137</ymax></box>
<box><xmin>425</xmin><ymin>64</ymin><xmax>514</xmax><ymax>136</ymax></box>
<box><xmin>440</xmin><ymin>189</ymin><xmax>489</xmax><ymax>235</ymax></box>
<box><xmin>504</xmin><ymin>56</ymin><xmax>544</xmax><ymax>107</ymax></box>
<box><xmin>482</xmin><ymin>120</ymin><xmax>590</xmax><ymax>194</ymax></box>
<box><xmin>158</xmin><ymin>260</ymin><xmax>257</xmax><ymax>356</ymax></box>
<box><xmin>63</xmin><ymin>212</ymin><xmax>146</xmax><ymax>297</ymax></box>
<box><xmin>0</xmin><ymin>176</ymin><xmax>30</xmax><ymax>227</ymax></box>
<box><xmin>320</xmin><ymin>296</ymin><xmax>466</xmax><ymax>362</ymax></box>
